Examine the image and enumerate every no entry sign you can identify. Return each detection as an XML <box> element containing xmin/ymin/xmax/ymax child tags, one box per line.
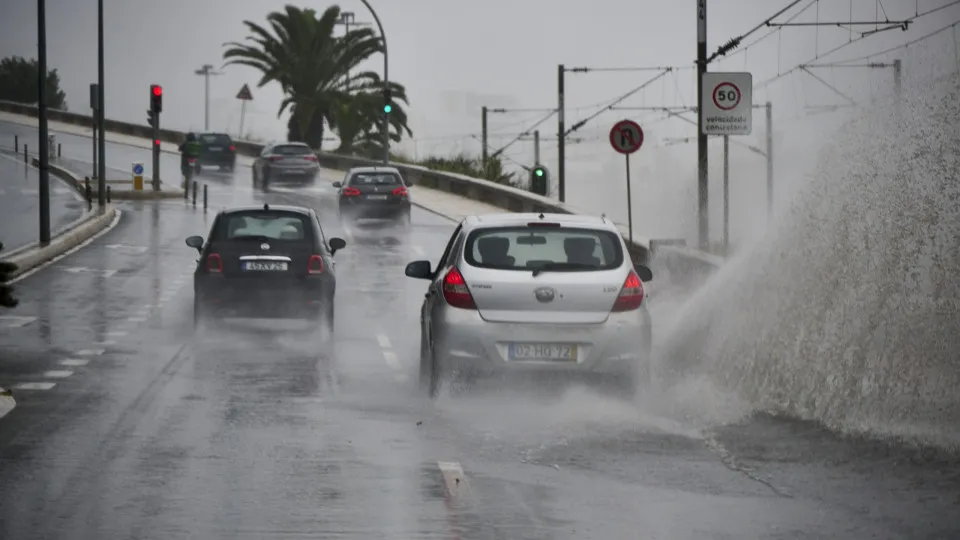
<box><xmin>609</xmin><ymin>119</ymin><xmax>644</xmax><ymax>154</ymax></box>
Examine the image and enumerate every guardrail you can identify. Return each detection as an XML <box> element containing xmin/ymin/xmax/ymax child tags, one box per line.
<box><xmin>0</xmin><ymin>100</ymin><xmax>723</xmax><ymax>284</ymax></box>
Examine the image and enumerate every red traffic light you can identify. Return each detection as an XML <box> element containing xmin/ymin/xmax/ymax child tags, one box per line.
<box><xmin>152</xmin><ymin>85</ymin><xmax>162</xmax><ymax>96</ymax></box>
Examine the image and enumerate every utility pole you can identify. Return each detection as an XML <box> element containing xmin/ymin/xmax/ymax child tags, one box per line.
<box><xmin>334</xmin><ymin>11</ymin><xmax>371</xmax><ymax>92</ymax></box>
<box><xmin>90</xmin><ymin>84</ymin><xmax>98</xmax><ymax>179</ymax></box>
<box><xmin>97</xmin><ymin>0</ymin><xmax>105</xmax><ymax>207</ymax></box>
<box><xmin>765</xmin><ymin>102</ymin><xmax>773</xmax><ymax>223</ymax></box>
<box><xmin>481</xmin><ymin>106</ymin><xmax>488</xmax><ymax>168</ymax></box>
<box><xmin>696</xmin><ymin>0</ymin><xmax>708</xmax><ymax>250</ymax></box>
<box><xmin>533</xmin><ymin>130</ymin><xmax>540</xmax><ymax>166</ymax></box>
<box><xmin>195</xmin><ymin>64</ymin><xmax>222</xmax><ymax>131</ymax></box>
<box><xmin>557</xmin><ymin>64</ymin><xmax>566</xmax><ymax>202</ymax></box>
<box><xmin>722</xmin><ymin>134</ymin><xmax>729</xmax><ymax>254</ymax></box>
<box><xmin>358</xmin><ymin>0</ymin><xmax>390</xmax><ymax>164</ymax></box>
<box><xmin>893</xmin><ymin>58</ymin><xmax>902</xmax><ymax>97</ymax></box>
<box><xmin>37</xmin><ymin>0</ymin><xmax>50</xmax><ymax>245</ymax></box>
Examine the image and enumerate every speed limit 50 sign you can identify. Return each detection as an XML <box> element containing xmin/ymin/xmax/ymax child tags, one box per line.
<box><xmin>701</xmin><ymin>72</ymin><xmax>753</xmax><ymax>135</ymax></box>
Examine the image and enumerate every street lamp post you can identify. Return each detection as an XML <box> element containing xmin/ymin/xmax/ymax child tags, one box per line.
<box><xmin>357</xmin><ymin>0</ymin><xmax>389</xmax><ymax>164</ymax></box>
<box><xmin>195</xmin><ymin>64</ymin><xmax>222</xmax><ymax>131</ymax></box>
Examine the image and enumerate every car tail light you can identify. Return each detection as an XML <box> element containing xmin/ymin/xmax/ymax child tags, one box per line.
<box><xmin>268</xmin><ymin>155</ymin><xmax>283</xmax><ymax>162</ymax></box>
<box><xmin>229</xmin><ymin>145</ymin><xmax>236</xmax><ymax>152</ymax></box>
<box><xmin>392</xmin><ymin>186</ymin><xmax>408</xmax><ymax>196</ymax></box>
<box><xmin>206</xmin><ymin>253</ymin><xmax>223</xmax><ymax>273</ymax></box>
<box><xmin>442</xmin><ymin>267</ymin><xmax>476</xmax><ymax>309</ymax></box>
<box><xmin>611</xmin><ymin>270</ymin><xmax>644</xmax><ymax>311</ymax></box>
<box><xmin>188</xmin><ymin>158</ymin><xmax>197</xmax><ymax>163</ymax></box>
<box><xmin>343</xmin><ymin>187</ymin><xmax>361</xmax><ymax>196</ymax></box>
<box><xmin>305</xmin><ymin>155</ymin><xmax>317</xmax><ymax>162</ymax></box>
<box><xmin>308</xmin><ymin>255</ymin><xmax>324</xmax><ymax>274</ymax></box>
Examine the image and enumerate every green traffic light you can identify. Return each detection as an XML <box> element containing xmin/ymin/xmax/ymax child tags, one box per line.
<box><xmin>384</xmin><ymin>104</ymin><xmax>392</xmax><ymax>113</ymax></box>
<box><xmin>535</xmin><ymin>168</ymin><xmax>544</xmax><ymax>177</ymax></box>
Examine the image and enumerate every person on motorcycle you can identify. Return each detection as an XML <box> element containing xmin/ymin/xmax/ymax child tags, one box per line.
<box><xmin>179</xmin><ymin>132</ymin><xmax>202</xmax><ymax>186</ymax></box>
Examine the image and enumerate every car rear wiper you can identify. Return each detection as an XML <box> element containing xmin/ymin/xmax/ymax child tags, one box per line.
<box><xmin>531</xmin><ymin>262</ymin><xmax>597</xmax><ymax>277</ymax></box>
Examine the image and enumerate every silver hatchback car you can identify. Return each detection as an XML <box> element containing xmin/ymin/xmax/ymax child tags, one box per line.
<box><xmin>404</xmin><ymin>212</ymin><xmax>653</xmax><ymax>397</ymax></box>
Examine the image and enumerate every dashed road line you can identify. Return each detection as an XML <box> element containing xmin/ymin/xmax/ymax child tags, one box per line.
<box><xmin>437</xmin><ymin>461</ymin><xmax>470</xmax><ymax>497</ymax></box>
<box><xmin>42</xmin><ymin>370</ymin><xmax>74</xmax><ymax>379</ymax></box>
<box><xmin>127</xmin><ymin>316</ymin><xmax>147</xmax><ymax>322</ymax></box>
<box><xmin>77</xmin><ymin>348</ymin><xmax>105</xmax><ymax>356</ymax></box>
<box><xmin>59</xmin><ymin>359</ymin><xmax>89</xmax><ymax>367</ymax></box>
<box><xmin>0</xmin><ymin>387</ymin><xmax>15</xmax><ymax>420</ymax></box>
<box><xmin>412</xmin><ymin>245</ymin><xmax>425</xmax><ymax>256</ymax></box>
<box><xmin>13</xmin><ymin>382</ymin><xmax>56</xmax><ymax>391</ymax></box>
<box><xmin>104</xmin><ymin>331</ymin><xmax>128</xmax><ymax>337</ymax></box>
<box><xmin>382</xmin><ymin>350</ymin><xmax>401</xmax><ymax>370</ymax></box>
<box><xmin>376</xmin><ymin>334</ymin><xmax>392</xmax><ymax>349</ymax></box>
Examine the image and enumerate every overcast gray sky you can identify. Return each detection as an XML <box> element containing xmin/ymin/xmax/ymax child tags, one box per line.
<box><xmin>3</xmin><ymin>0</ymin><xmax>958</xmax><ymax>241</ymax></box>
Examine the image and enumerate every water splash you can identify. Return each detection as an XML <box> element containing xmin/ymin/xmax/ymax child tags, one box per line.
<box><xmin>656</xmin><ymin>69</ymin><xmax>960</xmax><ymax>450</ymax></box>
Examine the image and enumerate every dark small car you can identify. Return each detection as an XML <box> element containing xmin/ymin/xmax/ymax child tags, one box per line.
<box><xmin>334</xmin><ymin>166</ymin><xmax>411</xmax><ymax>224</ymax></box>
<box><xmin>186</xmin><ymin>204</ymin><xmax>346</xmax><ymax>333</ymax></box>
<box><xmin>252</xmin><ymin>142</ymin><xmax>320</xmax><ymax>189</ymax></box>
<box><xmin>197</xmin><ymin>132</ymin><xmax>237</xmax><ymax>172</ymax></box>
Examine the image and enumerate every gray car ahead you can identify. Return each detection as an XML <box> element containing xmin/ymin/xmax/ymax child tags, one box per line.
<box><xmin>404</xmin><ymin>212</ymin><xmax>653</xmax><ymax>398</ymax></box>
<box><xmin>252</xmin><ymin>141</ymin><xmax>321</xmax><ymax>190</ymax></box>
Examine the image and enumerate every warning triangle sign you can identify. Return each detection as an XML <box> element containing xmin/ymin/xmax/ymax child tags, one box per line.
<box><xmin>236</xmin><ymin>84</ymin><xmax>253</xmax><ymax>101</ymax></box>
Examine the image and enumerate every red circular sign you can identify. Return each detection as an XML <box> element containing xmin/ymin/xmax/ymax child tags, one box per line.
<box><xmin>609</xmin><ymin>120</ymin><xmax>644</xmax><ymax>154</ymax></box>
<box><xmin>712</xmin><ymin>82</ymin><xmax>741</xmax><ymax>111</ymax></box>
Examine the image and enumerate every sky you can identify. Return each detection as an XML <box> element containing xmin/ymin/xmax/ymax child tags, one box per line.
<box><xmin>2</xmin><ymin>0</ymin><xmax>959</xmax><ymax>243</ymax></box>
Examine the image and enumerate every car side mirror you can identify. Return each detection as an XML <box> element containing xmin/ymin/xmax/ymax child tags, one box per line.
<box><xmin>332</xmin><ymin>181</ymin><xmax>342</xmax><ymax>188</ymax></box>
<box><xmin>405</xmin><ymin>260</ymin><xmax>432</xmax><ymax>280</ymax></box>
<box><xmin>328</xmin><ymin>237</ymin><xmax>346</xmax><ymax>255</ymax></box>
<box><xmin>185</xmin><ymin>235</ymin><xmax>204</xmax><ymax>254</ymax></box>
<box><xmin>634</xmin><ymin>264</ymin><xmax>653</xmax><ymax>282</ymax></box>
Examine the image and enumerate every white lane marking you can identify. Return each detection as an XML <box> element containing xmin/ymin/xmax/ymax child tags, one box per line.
<box><xmin>77</xmin><ymin>348</ymin><xmax>105</xmax><ymax>356</ymax></box>
<box><xmin>8</xmin><ymin>209</ymin><xmax>123</xmax><ymax>285</ymax></box>
<box><xmin>59</xmin><ymin>359</ymin><xmax>89</xmax><ymax>367</ymax></box>
<box><xmin>0</xmin><ymin>391</ymin><xmax>15</xmax><ymax>420</ymax></box>
<box><xmin>382</xmin><ymin>350</ymin><xmax>401</xmax><ymax>370</ymax></box>
<box><xmin>42</xmin><ymin>370</ymin><xmax>74</xmax><ymax>378</ymax></box>
<box><xmin>127</xmin><ymin>316</ymin><xmax>147</xmax><ymax>322</ymax></box>
<box><xmin>437</xmin><ymin>461</ymin><xmax>469</xmax><ymax>497</ymax></box>
<box><xmin>94</xmin><ymin>340</ymin><xmax>116</xmax><ymax>346</ymax></box>
<box><xmin>104</xmin><ymin>330</ymin><xmax>127</xmax><ymax>336</ymax></box>
<box><xmin>412</xmin><ymin>245</ymin><xmax>425</xmax><ymax>256</ymax></box>
<box><xmin>0</xmin><ymin>315</ymin><xmax>37</xmax><ymax>328</ymax></box>
<box><xmin>376</xmin><ymin>334</ymin><xmax>392</xmax><ymax>349</ymax></box>
<box><xmin>13</xmin><ymin>382</ymin><xmax>56</xmax><ymax>390</ymax></box>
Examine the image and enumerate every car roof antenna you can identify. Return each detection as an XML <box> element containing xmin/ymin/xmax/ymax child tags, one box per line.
<box><xmin>263</xmin><ymin>203</ymin><xmax>269</xmax><ymax>210</ymax></box>
<box><xmin>538</xmin><ymin>212</ymin><xmax>545</xmax><ymax>220</ymax></box>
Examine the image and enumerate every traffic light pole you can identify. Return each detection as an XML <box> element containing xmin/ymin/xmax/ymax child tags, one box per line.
<box><xmin>152</xmin><ymin>115</ymin><xmax>160</xmax><ymax>191</ymax></box>
<box><xmin>37</xmin><ymin>0</ymin><xmax>51</xmax><ymax>245</ymax></box>
<box><xmin>533</xmin><ymin>130</ymin><xmax>540</xmax><ymax>166</ymax></box>
<box><xmin>358</xmin><ymin>0</ymin><xmax>390</xmax><ymax>164</ymax></box>
<box><xmin>557</xmin><ymin>64</ymin><xmax>565</xmax><ymax>203</ymax></box>
<box><xmin>481</xmin><ymin>106</ymin><xmax>488</xmax><ymax>168</ymax></box>
<box><xmin>97</xmin><ymin>0</ymin><xmax>106</xmax><ymax>207</ymax></box>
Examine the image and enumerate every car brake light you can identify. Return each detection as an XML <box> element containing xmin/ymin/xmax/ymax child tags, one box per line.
<box><xmin>268</xmin><ymin>155</ymin><xmax>283</xmax><ymax>162</ymax></box>
<box><xmin>207</xmin><ymin>253</ymin><xmax>223</xmax><ymax>273</ymax></box>
<box><xmin>305</xmin><ymin>155</ymin><xmax>317</xmax><ymax>162</ymax></box>
<box><xmin>308</xmin><ymin>255</ymin><xmax>324</xmax><ymax>274</ymax></box>
<box><xmin>392</xmin><ymin>186</ymin><xmax>408</xmax><ymax>196</ymax></box>
<box><xmin>527</xmin><ymin>222</ymin><xmax>561</xmax><ymax>227</ymax></box>
<box><xmin>229</xmin><ymin>145</ymin><xmax>236</xmax><ymax>152</ymax></box>
<box><xmin>442</xmin><ymin>267</ymin><xmax>476</xmax><ymax>309</ymax></box>
<box><xmin>343</xmin><ymin>187</ymin><xmax>361</xmax><ymax>196</ymax></box>
<box><xmin>611</xmin><ymin>270</ymin><xmax>644</xmax><ymax>311</ymax></box>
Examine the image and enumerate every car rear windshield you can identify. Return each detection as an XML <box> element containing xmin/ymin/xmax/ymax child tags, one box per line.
<box><xmin>348</xmin><ymin>172</ymin><xmax>402</xmax><ymax>186</ymax></box>
<box><xmin>199</xmin><ymin>133</ymin><xmax>232</xmax><ymax>145</ymax></box>
<box><xmin>272</xmin><ymin>145</ymin><xmax>313</xmax><ymax>155</ymax></box>
<box><xmin>217</xmin><ymin>211</ymin><xmax>312</xmax><ymax>242</ymax></box>
<box><xmin>464</xmin><ymin>226</ymin><xmax>623</xmax><ymax>271</ymax></box>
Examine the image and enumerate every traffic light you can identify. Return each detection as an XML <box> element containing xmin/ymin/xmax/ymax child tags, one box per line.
<box><xmin>383</xmin><ymin>87</ymin><xmax>392</xmax><ymax>114</ymax></box>
<box><xmin>147</xmin><ymin>109</ymin><xmax>156</xmax><ymax>127</ymax></box>
<box><xmin>150</xmin><ymin>84</ymin><xmax>162</xmax><ymax>113</ymax></box>
<box><xmin>0</xmin><ymin>243</ymin><xmax>19</xmax><ymax>309</ymax></box>
<box><xmin>530</xmin><ymin>165</ymin><xmax>549</xmax><ymax>196</ymax></box>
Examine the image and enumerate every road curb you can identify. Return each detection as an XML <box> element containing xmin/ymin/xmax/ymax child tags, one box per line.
<box><xmin>39</xmin><ymin>159</ymin><xmax>185</xmax><ymax>201</ymax></box>
<box><xmin>0</xmin><ymin>205</ymin><xmax>118</xmax><ymax>280</ymax></box>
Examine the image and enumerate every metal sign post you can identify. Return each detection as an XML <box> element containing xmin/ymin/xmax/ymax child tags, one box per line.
<box><xmin>609</xmin><ymin>119</ymin><xmax>644</xmax><ymax>244</ymax></box>
<box><xmin>236</xmin><ymin>84</ymin><xmax>253</xmax><ymax>138</ymax></box>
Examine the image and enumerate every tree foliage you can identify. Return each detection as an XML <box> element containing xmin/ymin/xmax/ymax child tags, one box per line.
<box><xmin>0</xmin><ymin>56</ymin><xmax>67</xmax><ymax>110</ymax></box>
<box><xmin>222</xmin><ymin>4</ymin><xmax>412</xmax><ymax>153</ymax></box>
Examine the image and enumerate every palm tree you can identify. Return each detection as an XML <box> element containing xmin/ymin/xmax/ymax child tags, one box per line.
<box><xmin>222</xmin><ymin>4</ymin><xmax>411</xmax><ymax>150</ymax></box>
<box><xmin>329</xmin><ymin>77</ymin><xmax>412</xmax><ymax>155</ymax></box>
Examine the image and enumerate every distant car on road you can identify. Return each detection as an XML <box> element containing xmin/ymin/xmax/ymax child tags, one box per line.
<box><xmin>252</xmin><ymin>142</ymin><xmax>320</xmax><ymax>189</ymax></box>
<box><xmin>334</xmin><ymin>166</ymin><xmax>411</xmax><ymax>224</ymax></box>
<box><xmin>186</xmin><ymin>204</ymin><xmax>346</xmax><ymax>335</ymax></box>
<box><xmin>404</xmin><ymin>212</ymin><xmax>653</xmax><ymax>398</ymax></box>
<box><xmin>197</xmin><ymin>132</ymin><xmax>237</xmax><ymax>173</ymax></box>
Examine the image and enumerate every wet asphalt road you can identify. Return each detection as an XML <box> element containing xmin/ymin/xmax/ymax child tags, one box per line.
<box><xmin>0</xmin><ymin>148</ymin><xmax>85</xmax><ymax>252</ymax></box>
<box><xmin>1</xmin><ymin>121</ymin><xmax>959</xmax><ymax>539</ymax></box>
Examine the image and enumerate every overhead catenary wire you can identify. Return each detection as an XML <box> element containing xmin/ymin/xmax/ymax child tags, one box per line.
<box><xmin>489</xmin><ymin>109</ymin><xmax>556</xmax><ymax>159</ymax></box>
<box><xmin>565</xmin><ymin>69</ymin><xmax>672</xmax><ymax>137</ymax></box>
<box><xmin>705</xmin><ymin>0</ymin><xmax>808</xmax><ymax>64</ymax></box>
<box><xmin>826</xmin><ymin>17</ymin><xmax>960</xmax><ymax>65</ymax></box>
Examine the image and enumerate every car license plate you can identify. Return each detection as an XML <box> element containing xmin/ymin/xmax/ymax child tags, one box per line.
<box><xmin>366</xmin><ymin>194</ymin><xmax>388</xmax><ymax>200</ymax></box>
<box><xmin>284</xmin><ymin>169</ymin><xmax>305</xmax><ymax>175</ymax></box>
<box><xmin>509</xmin><ymin>343</ymin><xmax>577</xmax><ymax>361</ymax></box>
<box><xmin>243</xmin><ymin>261</ymin><xmax>288</xmax><ymax>271</ymax></box>
<box><xmin>208</xmin><ymin>146</ymin><xmax>222</xmax><ymax>151</ymax></box>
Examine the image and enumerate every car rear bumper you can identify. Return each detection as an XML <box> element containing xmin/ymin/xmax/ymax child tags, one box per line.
<box><xmin>432</xmin><ymin>306</ymin><xmax>652</xmax><ymax>377</ymax></box>
<box><xmin>195</xmin><ymin>279</ymin><xmax>330</xmax><ymax>318</ymax></box>
<box><xmin>199</xmin><ymin>154</ymin><xmax>236</xmax><ymax>166</ymax></box>
<box><xmin>339</xmin><ymin>200</ymin><xmax>410</xmax><ymax>218</ymax></box>
<box><xmin>268</xmin><ymin>167</ymin><xmax>319</xmax><ymax>181</ymax></box>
